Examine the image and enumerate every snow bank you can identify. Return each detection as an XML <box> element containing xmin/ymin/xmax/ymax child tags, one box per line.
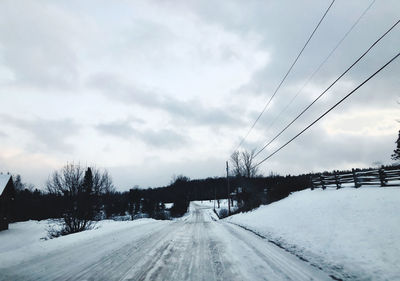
<box><xmin>0</xmin><ymin>218</ymin><xmax>160</xmax><ymax>268</ymax></box>
<box><xmin>0</xmin><ymin>220</ymin><xmax>50</xmax><ymax>253</ymax></box>
<box><xmin>227</xmin><ymin>187</ymin><xmax>400</xmax><ymax>280</ymax></box>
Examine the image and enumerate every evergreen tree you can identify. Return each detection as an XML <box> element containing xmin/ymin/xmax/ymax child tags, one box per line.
<box><xmin>83</xmin><ymin>168</ymin><xmax>93</xmax><ymax>193</ymax></box>
<box><xmin>80</xmin><ymin>167</ymin><xmax>94</xmax><ymax>220</ymax></box>
<box><xmin>392</xmin><ymin>130</ymin><xmax>400</xmax><ymax>160</ymax></box>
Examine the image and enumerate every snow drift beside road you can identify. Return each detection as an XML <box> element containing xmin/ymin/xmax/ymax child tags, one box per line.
<box><xmin>227</xmin><ymin>187</ymin><xmax>400</xmax><ymax>280</ymax></box>
<box><xmin>0</xmin><ymin>218</ymin><xmax>163</xmax><ymax>268</ymax></box>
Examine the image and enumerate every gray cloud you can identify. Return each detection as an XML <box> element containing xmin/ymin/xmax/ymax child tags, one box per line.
<box><xmin>87</xmin><ymin>73</ymin><xmax>245</xmax><ymax>128</ymax></box>
<box><xmin>0</xmin><ymin>114</ymin><xmax>80</xmax><ymax>152</ymax></box>
<box><xmin>186</xmin><ymin>0</ymin><xmax>400</xmax><ymax>98</ymax></box>
<box><xmin>96</xmin><ymin>120</ymin><xmax>136</xmax><ymax>139</ymax></box>
<box><xmin>96</xmin><ymin>119</ymin><xmax>188</xmax><ymax>149</ymax></box>
<box><xmin>139</xmin><ymin>128</ymin><xmax>188</xmax><ymax>148</ymax></box>
<box><xmin>0</xmin><ymin>0</ymin><xmax>80</xmax><ymax>89</ymax></box>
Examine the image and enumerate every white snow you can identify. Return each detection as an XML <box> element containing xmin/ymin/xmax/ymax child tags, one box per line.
<box><xmin>0</xmin><ymin>220</ymin><xmax>50</xmax><ymax>253</ymax></box>
<box><xmin>0</xmin><ymin>218</ymin><xmax>164</xmax><ymax>269</ymax></box>
<box><xmin>0</xmin><ymin>174</ymin><xmax>11</xmax><ymax>194</ymax></box>
<box><xmin>0</xmin><ymin>204</ymin><xmax>331</xmax><ymax>280</ymax></box>
<box><xmin>181</xmin><ymin>202</ymin><xmax>219</xmax><ymax>222</ymax></box>
<box><xmin>164</xmin><ymin>203</ymin><xmax>173</xmax><ymax>209</ymax></box>
<box><xmin>227</xmin><ymin>186</ymin><xmax>400</xmax><ymax>280</ymax></box>
<box><xmin>193</xmin><ymin>199</ymin><xmax>238</xmax><ymax>215</ymax></box>
<box><xmin>3</xmin><ymin>190</ymin><xmax>398</xmax><ymax>280</ymax></box>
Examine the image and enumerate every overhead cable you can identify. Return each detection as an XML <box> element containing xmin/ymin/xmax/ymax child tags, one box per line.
<box><xmin>254</xmin><ymin>19</ymin><xmax>400</xmax><ymax>158</ymax></box>
<box><xmin>234</xmin><ymin>0</ymin><xmax>336</xmax><ymax>152</ymax></box>
<box><xmin>254</xmin><ymin>51</ymin><xmax>400</xmax><ymax>167</ymax></box>
<box><xmin>253</xmin><ymin>0</ymin><xmax>376</xmax><ymax>154</ymax></box>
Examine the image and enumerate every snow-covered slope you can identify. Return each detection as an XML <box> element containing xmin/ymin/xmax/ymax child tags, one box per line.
<box><xmin>227</xmin><ymin>187</ymin><xmax>400</xmax><ymax>280</ymax></box>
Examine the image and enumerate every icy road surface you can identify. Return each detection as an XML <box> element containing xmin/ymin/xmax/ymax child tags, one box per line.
<box><xmin>0</xmin><ymin>203</ymin><xmax>330</xmax><ymax>280</ymax></box>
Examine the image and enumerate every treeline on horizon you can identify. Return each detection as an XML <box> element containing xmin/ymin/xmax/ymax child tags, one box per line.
<box><xmin>10</xmin><ymin>171</ymin><xmax>312</xmax><ymax>222</ymax></box>
<box><xmin>9</xmin><ymin>163</ymin><xmax>399</xmax><ymax>223</ymax></box>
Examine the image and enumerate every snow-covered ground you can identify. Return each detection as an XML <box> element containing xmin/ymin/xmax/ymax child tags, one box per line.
<box><xmin>3</xmin><ymin>189</ymin><xmax>396</xmax><ymax>280</ymax></box>
<box><xmin>193</xmin><ymin>199</ymin><xmax>238</xmax><ymax>216</ymax></box>
<box><xmin>0</xmin><ymin>218</ymin><xmax>163</xmax><ymax>269</ymax></box>
<box><xmin>227</xmin><ymin>186</ymin><xmax>400</xmax><ymax>280</ymax></box>
<box><xmin>0</xmin><ymin>203</ymin><xmax>330</xmax><ymax>280</ymax></box>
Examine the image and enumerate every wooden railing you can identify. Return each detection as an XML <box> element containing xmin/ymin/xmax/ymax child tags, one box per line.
<box><xmin>311</xmin><ymin>165</ymin><xmax>400</xmax><ymax>189</ymax></box>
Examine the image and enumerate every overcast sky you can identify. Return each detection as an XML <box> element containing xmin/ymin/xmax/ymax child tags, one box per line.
<box><xmin>0</xmin><ymin>0</ymin><xmax>399</xmax><ymax>191</ymax></box>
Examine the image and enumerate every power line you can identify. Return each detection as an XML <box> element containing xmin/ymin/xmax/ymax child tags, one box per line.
<box><xmin>253</xmin><ymin>0</ymin><xmax>376</xmax><ymax>153</ymax></box>
<box><xmin>234</xmin><ymin>0</ymin><xmax>336</xmax><ymax>152</ymax></box>
<box><xmin>254</xmin><ymin>51</ymin><xmax>400</xmax><ymax>168</ymax></box>
<box><xmin>254</xmin><ymin>19</ymin><xmax>400</xmax><ymax>158</ymax></box>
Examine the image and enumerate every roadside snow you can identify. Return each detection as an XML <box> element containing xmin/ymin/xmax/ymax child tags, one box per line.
<box><xmin>0</xmin><ymin>220</ymin><xmax>50</xmax><ymax>253</ymax></box>
<box><xmin>0</xmin><ymin>218</ymin><xmax>161</xmax><ymax>268</ymax></box>
<box><xmin>227</xmin><ymin>187</ymin><xmax>400</xmax><ymax>280</ymax></box>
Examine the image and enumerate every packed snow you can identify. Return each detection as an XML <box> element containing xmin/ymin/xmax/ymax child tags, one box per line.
<box><xmin>227</xmin><ymin>186</ymin><xmax>400</xmax><ymax>280</ymax></box>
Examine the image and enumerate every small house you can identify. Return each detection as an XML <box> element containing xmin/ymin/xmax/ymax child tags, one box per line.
<box><xmin>0</xmin><ymin>174</ymin><xmax>15</xmax><ymax>231</ymax></box>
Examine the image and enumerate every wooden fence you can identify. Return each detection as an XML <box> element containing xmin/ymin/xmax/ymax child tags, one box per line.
<box><xmin>311</xmin><ymin>165</ymin><xmax>400</xmax><ymax>189</ymax></box>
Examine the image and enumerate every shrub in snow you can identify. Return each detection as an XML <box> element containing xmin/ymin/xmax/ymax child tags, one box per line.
<box><xmin>46</xmin><ymin>164</ymin><xmax>114</xmax><ymax>236</ymax></box>
<box><xmin>218</xmin><ymin>208</ymin><xmax>229</xmax><ymax>218</ymax></box>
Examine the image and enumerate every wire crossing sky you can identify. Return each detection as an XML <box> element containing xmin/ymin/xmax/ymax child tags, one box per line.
<box><xmin>252</xmin><ymin>0</ymin><xmax>376</xmax><ymax>155</ymax></box>
<box><xmin>255</xmin><ymin>51</ymin><xmax>400</xmax><ymax>168</ymax></box>
<box><xmin>253</xmin><ymin>19</ymin><xmax>400</xmax><ymax>159</ymax></box>
<box><xmin>234</xmin><ymin>0</ymin><xmax>336</xmax><ymax>153</ymax></box>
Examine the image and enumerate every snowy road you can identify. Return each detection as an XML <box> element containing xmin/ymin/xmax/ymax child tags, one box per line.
<box><xmin>0</xmin><ymin>203</ymin><xmax>330</xmax><ymax>280</ymax></box>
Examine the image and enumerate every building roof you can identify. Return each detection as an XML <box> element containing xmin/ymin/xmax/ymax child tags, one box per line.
<box><xmin>0</xmin><ymin>174</ymin><xmax>11</xmax><ymax>195</ymax></box>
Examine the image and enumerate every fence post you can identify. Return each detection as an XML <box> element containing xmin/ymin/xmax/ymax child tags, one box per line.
<box><xmin>320</xmin><ymin>174</ymin><xmax>326</xmax><ymax>190</ymax></box>
<box><xmin>310</xmin><ymin>175</ymin><xmax>314</xmax><ymax>190</ymax></box>
<box><xmin>378</xmin><ymin>165</ymin><xmax>387</xmax><ymax>187</ymax></box>
<box><xmin>352</xmin><ymin>168</ymin><xmax>361</xmax><ymax>188</ymax></box>
<box><xmin>334</xmin><ymin>170</ymin><xmax>341</xmax><ymax>189</ymax></box>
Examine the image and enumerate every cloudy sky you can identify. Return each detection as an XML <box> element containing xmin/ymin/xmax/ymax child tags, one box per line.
<box><xmin>0</xmin><ymin>0</ymin><xmax>399</xmax><ymax>190</ymax></box>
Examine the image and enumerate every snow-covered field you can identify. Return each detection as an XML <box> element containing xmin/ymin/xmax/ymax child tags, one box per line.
<box><xmin>227</xmin><ymin>187</ymin><xmax>400</xmax><ymax>280</ymax></box>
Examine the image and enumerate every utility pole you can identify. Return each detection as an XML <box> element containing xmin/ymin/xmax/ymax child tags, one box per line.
<box><xmin>214</xmin><ymin>185</ymin><xmax>216</xmax><ymax>211</ymax></box>
<box><xmin>226</xmin><ymin>161</ymin><xmax>231</xmax><ymax>215</ymax></box>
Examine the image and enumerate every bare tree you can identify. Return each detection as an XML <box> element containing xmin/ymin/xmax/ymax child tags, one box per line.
<box><xmin>392</xmin><ymin>130</ymin><xmax>400</xmax><ymax>161</ymax></box>
<box><xmin>230</xmin><ymin>151</ymin><xmax>242</xmax><ymax>177</ymax></box>
<box><xmin>47</xmin><ymin>164</ymin><xmax>114</xmax><ymax>236</ymax></box>
<box><xmin>241</xmin><ymin>149</ymin><xmax>259</xmax><ymax>178</ymax></box>
<box><xmin>230</xmin><ymin>149</ymin><xmax>259</xmax><ymax>178</ymax></box>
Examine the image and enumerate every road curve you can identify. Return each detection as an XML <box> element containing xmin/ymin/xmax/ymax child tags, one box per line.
<box><xmin>0</xmin><ymin>203</ymin><xmax>331</xmax><ymax>280</ymax></box>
